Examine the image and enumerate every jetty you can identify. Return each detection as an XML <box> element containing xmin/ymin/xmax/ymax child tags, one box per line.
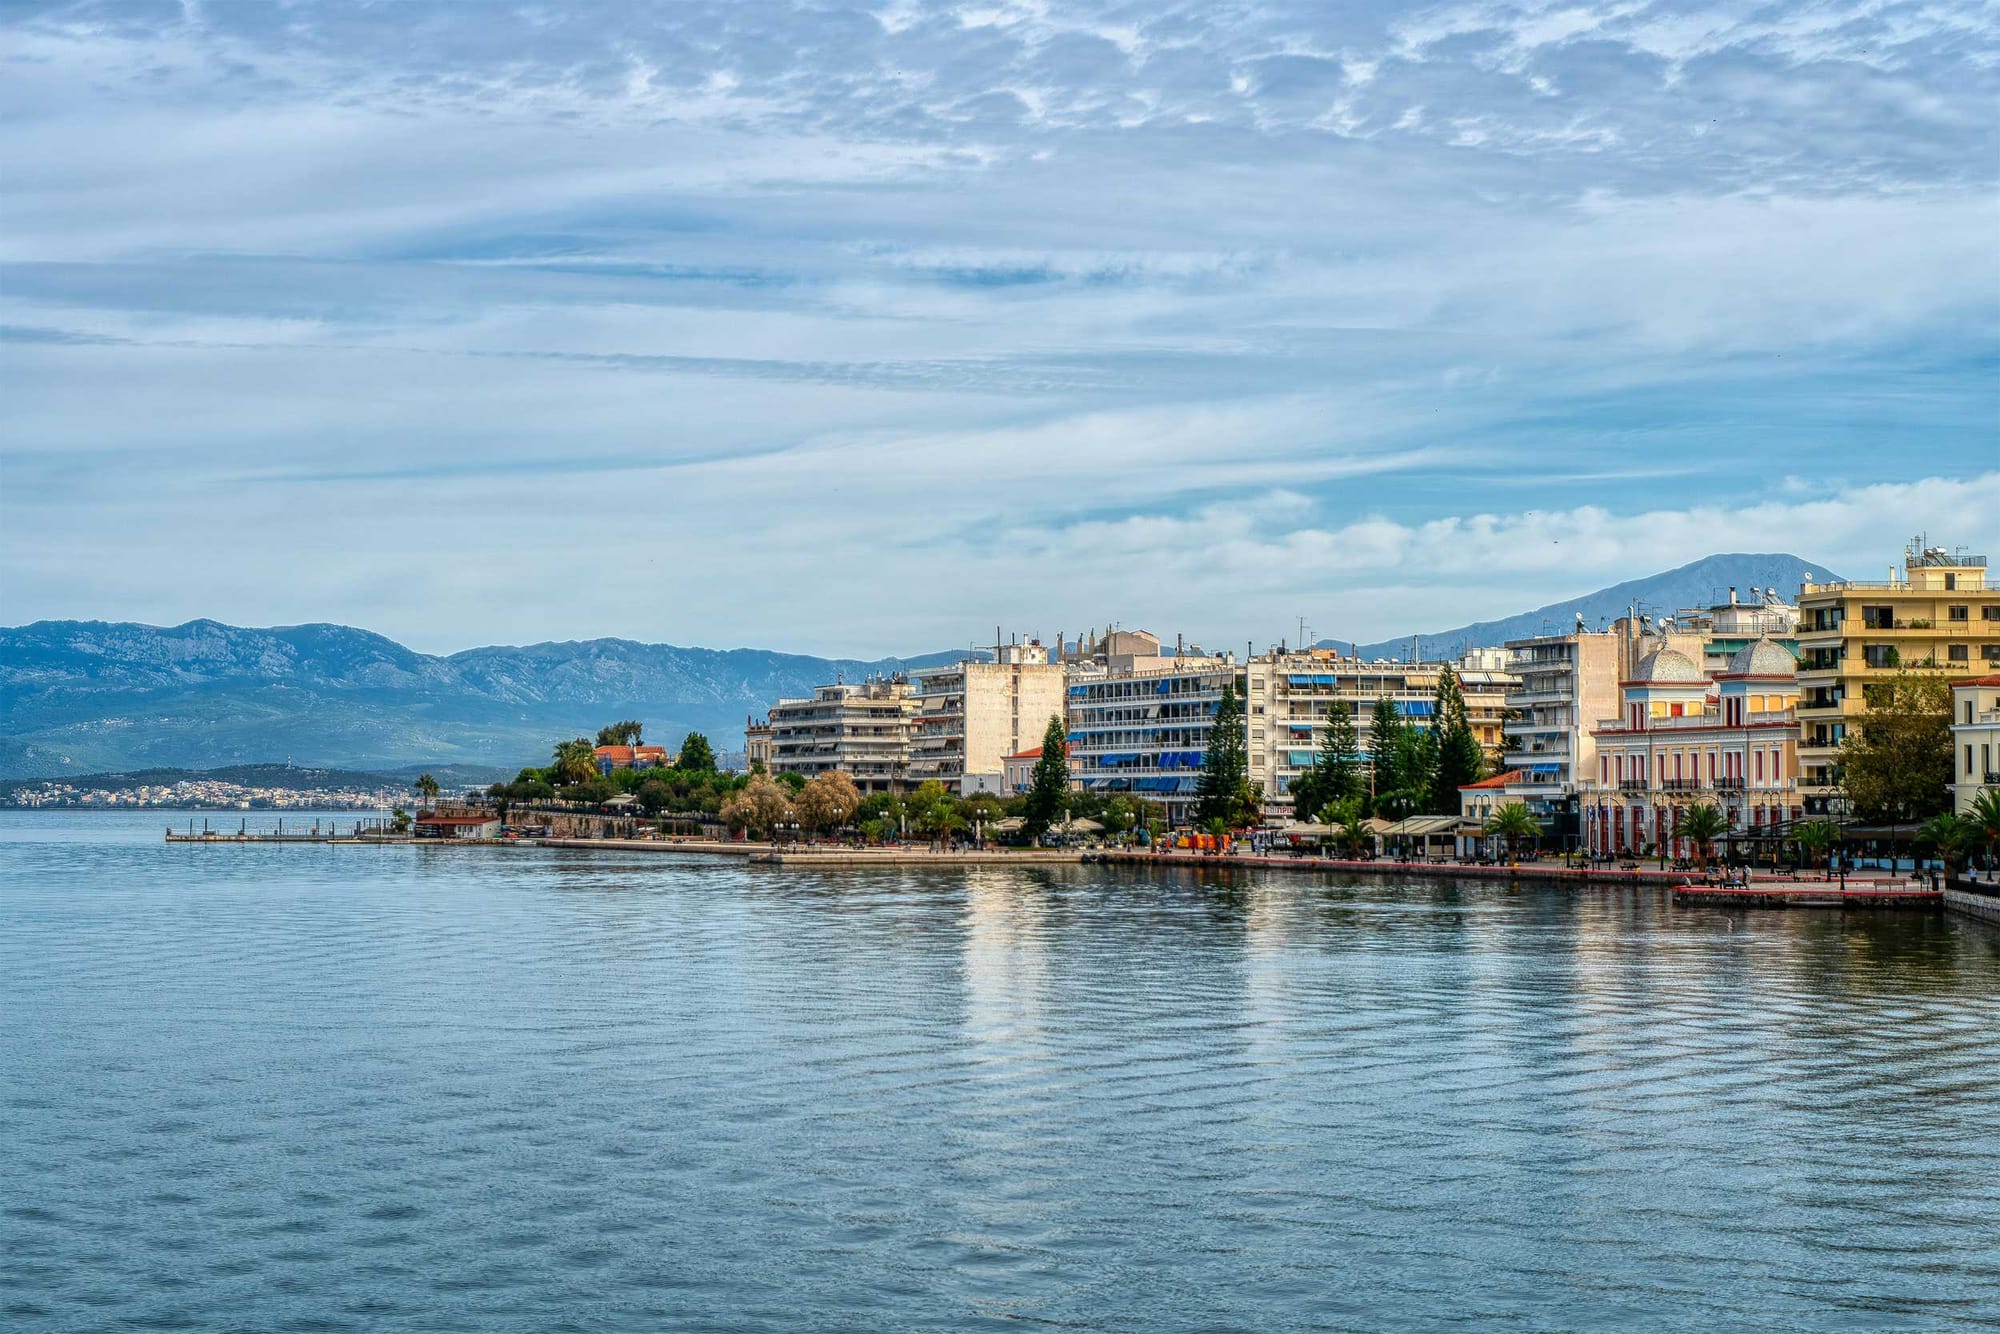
<box><xmin>1671</xmin><ymin>881</ymin><xmax>1940</xmax><ymax>910</ymax></box>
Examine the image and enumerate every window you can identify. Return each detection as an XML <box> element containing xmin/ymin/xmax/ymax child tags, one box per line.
<box><xmin>1984</xmin><ymin>605</ymin><xmax>2000</xmax><ymax>621</ymax></box>
<box><xmin>1862</xmin><ymin>605</ymin><xmax>1896</xmax><ymax>629</ymax></box>
<box><xmin>1949</xmin><ymin>645</ymin><xmax>1969</xmax><ymax>663</ymax></box>
<box><xmin>1971</xmin><ymin>746</ymin><xmax>1978</xmax><ymax>779</ymax></box>
<box><xmin>1948</xmin><ymin>605</ymin><xmax>1969</xmax><ymax>622</ymax></box>
<box><xmin>1946</xmin><ymin>574</ymin><xmax>1958</xmax><ymax>590</ymax></box>
<box><xmin>1864</xmin><ymin>645</ymin><xmax>1899</xmax><ymax>669</ymax></box>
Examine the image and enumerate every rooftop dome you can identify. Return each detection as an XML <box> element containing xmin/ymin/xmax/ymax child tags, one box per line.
<box><xmin>1726</xmin><ymin>638</ymin><xmax>1797</xmax><ymax>677</ymax></box>
<box><xmin>1632</xmin><ymin>645</ymin><xmax>1705</xmax><ymax>684</ymax></box>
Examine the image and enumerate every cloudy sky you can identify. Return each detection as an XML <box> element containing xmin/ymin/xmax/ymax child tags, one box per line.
<box><xmin>2</xmin><ymin>0</ymin><xmax>1994</xmax><ymax>657</ymax></box>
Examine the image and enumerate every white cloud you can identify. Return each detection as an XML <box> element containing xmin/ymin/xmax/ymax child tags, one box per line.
<box><xmin>0</xmin><ymin>1</ymin><xmax>1993</xmax><ymax>655</ymax></box>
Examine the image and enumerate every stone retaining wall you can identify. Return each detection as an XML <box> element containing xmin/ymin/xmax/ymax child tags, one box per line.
<box><xmin>1944</xmin><ymin>888</ymin><xmax>2000</xmax><ymax>927</ymax></box>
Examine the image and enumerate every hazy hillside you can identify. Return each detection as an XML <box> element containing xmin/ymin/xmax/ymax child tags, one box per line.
<box><xmin>2</xmin><ymin>552</ymin><xmax>1846</xmax><ymax>778</ymax></box>
<box><xmin>1331</xmin><ymin>553</ymin><xmax>1840</xmax><ymax>659</ymax></box>
<box><xmin>0</xmin><ymin>620</ymin><xmax>970</xmax><ymax>779</ymax></box>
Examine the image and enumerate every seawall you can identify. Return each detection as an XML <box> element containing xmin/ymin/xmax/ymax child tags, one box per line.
<box><xmin>1944</xmin><ymin>887</ymin><xmax>2000</xmax><ymax>928</ymax></box>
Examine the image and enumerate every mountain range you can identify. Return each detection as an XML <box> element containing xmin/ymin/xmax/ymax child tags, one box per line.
<box><xmin>0</xmin><ymin>620</ymin><xmax>972</xmax><ymax>780</ymax></box>
<box><xmin>1</xmin><ymin>552</ymin><xmax>1838</xmax><ymax>779</ymax></box>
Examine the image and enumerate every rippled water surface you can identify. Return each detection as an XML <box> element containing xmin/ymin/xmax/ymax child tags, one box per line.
<box><xmin>5</xmin><ymin>811</ymin><xmax>2000</xmax><ymax>1332</ymax></box>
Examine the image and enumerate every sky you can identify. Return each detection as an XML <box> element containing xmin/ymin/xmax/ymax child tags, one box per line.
<box><xmin>1</xmin><ymin>0</ymin><xmax>1995</xmax><ymax>658</ymax></box>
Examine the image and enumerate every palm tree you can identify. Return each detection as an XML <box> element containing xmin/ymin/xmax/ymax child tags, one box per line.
<box><xmin>1482</xmin><ymin>802</ymin><xmax>1539</xmax><ymax>863</ymax></box>
<box><xmin>1677</xmin><ymin>802</ymin><xmax>1728</xmax><ymax>869</ymax></box>
<box><xmin>415</xmin><ymin>772</ymin><xmax>440</xmax><ymax>809</ymax></box>
<box><xmin>1327</xmin><ymin>797</ymin><xmax>1372</xmax><ymax>859</ymax></box>
<box><xmin>1917</xmin><ymin>812</ymin><xmax>1972</xmax><ymax>877</ymax></box>
<box><xmin>1793</xmin><ymin>819</ymin><xmax>1841</xmax><ymax>881</ymax></box>
<box><xmin>1968</xmin><ymin>789</ymin><xmax>2000</xmax><ymax>874</ymax></box>
<box><xmin>552</xmin><ymin>738</ymin><xmax>599</xmax><ymax>787</ymax></box>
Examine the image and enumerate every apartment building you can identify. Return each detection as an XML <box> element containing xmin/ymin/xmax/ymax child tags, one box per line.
<box><xmin>1497</xmin><ymin>621</ymin><xmax>1710</xmax><ymax>845</ymax></box>
<box><xmin>1582</xmin><ymin>638</ymin><xmax>1801</xmax><ymax>857</ymax></box>
<box><xmin>1499</xmin><ymin>590</ymin><xmax>1798</xmax><ymax>830</ymax></box>
<box><xmin>1239</xmin><ymin>651</ymin><xmax>1516</xmax><ymax>817</ymax></box>
<box><xmin>1064</xmin><ymin>655</ymin><xmax>1240</xmax><ymax>825</ymax></box>
<box><xmin>1950</xmin><ymin>675</ymin><xmax>2000</xmax><ymax>815</ymax></box>
<box><xmin>766</xmin><ymin>677</ymin><xmax>916</xmax><ymax>794</ymax></box>
<box><xmin>1795</xmin><ymin>540</ymin><xmax>1998</xmax><ymax>813</ymax></box>
<box><xmin>910</xmin><ymin>642</ymin><xmax>1067</xmax><ymax>795</ymax></box>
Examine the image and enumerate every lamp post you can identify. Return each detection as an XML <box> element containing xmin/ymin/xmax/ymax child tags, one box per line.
<box><xmin>1828</xmin><ymin>794</ymin><xmax>1851</xmax><ymax>885</ymax></box>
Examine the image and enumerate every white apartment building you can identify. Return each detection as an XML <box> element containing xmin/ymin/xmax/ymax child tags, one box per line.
<box><xmin>1063</xmin><ymin>646</ymin><xmax>1514</xmax><ymax>826</ymax></box>
<box><xmin>1064</xmin><ymin>655</ymin><xmax>1240</xmax><ymax>825</ymax></box>
<box><xmin>1951</xmin><ymin>674</ymin><xmax>2000</xmax><ymax>816</ymax></box>
<box><xmin>766</xmin><ymin>677</ymin><xmax>916</xmax><ymax>793</ymax></box>
<box><xmin>1241</xmin><ymin>651</ymin><xmax>1515</xmax><ymax>818</ymax></box>
<box><xmin>910</xmin><ymin>641</ymin><xmax>1067</xmax><ymax>795</ymax></box>
<box><xmin>1500</xmin><ymin>621</ymin><xmax>1708</xmax><ymax>848</ymax></box>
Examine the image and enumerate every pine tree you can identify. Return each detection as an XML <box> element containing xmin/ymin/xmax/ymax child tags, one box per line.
<box><xmin>1195</xmin><ymin>682</ymin><xmax>1251</xmax><ymax>828</ymax></box>
<box><xmin>675</xmin><ymin>732</ymin><xmax>717</xmax><ymax>773</ymax></box>
<box><xmin>1429</xmin><ymin>665</ymin><xmax>1485</xmax><ymax>813</ymax></box>
<box><xmin>1367</xmin><ymin>696</ymin><xmax>1406</xmax><ymax>814</ymax></box>
<box><xmin>1295</xmin><ymin>704</ymin><xmax>1364</xmax><ymax>822</ymax></box>
<box><xmin>1022</xmin><ymin>713</ymin><xmax>1073</xmax><ymax>840</ymax></box>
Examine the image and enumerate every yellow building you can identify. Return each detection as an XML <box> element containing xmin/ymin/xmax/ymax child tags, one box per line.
<box><xmin>1794</xmin><ymin>540</ymin><xmax>1998</xmax><ymax>814</ymax></box>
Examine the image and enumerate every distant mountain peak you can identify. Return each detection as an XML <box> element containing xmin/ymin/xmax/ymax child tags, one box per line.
<box><xmin>1326</xmin><ymin>552</ymin><xmax>1841</xmax><ymax>660</ymax></box>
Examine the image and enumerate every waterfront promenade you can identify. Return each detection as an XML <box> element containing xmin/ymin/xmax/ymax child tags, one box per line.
<box><xmin>163</xmin><ymin>825</ymin><xmax>1959</xmax><ymax>910</ymax></box>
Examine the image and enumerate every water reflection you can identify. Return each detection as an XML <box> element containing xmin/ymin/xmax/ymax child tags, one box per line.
<box><xmin>2</xmin><ymin>812</ymin><xmax>1997</xmax><ymax>1333</ymax></box>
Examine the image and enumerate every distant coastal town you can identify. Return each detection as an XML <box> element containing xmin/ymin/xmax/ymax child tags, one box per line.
<box><xmin>7</xmin><ymin>773</ymin><xmax>411</xmax><ymax>811</ymax></box>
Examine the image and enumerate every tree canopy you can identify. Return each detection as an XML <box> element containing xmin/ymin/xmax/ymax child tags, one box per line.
<box><xmin>1293</xmin><ymin>704</ymin><xmax>1363</xmax><ymax>823</ymax></box>
<box><xmin>721</xmin><ymin>774</ymin><xmax>793</xmax><ymax>837</ymax></box>
<box><xmin>1839</xmin><ymin>669</ymin><xmax>1951</xmax><ymax>823</ymax></box>
<box><xmin>596</xmin><ymin>720</ymin><xmax>644</xmax><ymax>746</ymax></box>
<box><xmin>676</xmin><ymin>732</ymin><xmax>717</xmax><ymax>773</ymax></box>
<box><xmin>793</xmin><ymin>771</ymin><xmax>861</xmax><ymax>837</ymax></box>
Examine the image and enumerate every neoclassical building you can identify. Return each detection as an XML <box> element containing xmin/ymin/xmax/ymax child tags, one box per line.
<box><xmin>1584</xmin><ymin>638</ymin><xmax>1801</xmax><ymax>858</ymax></box>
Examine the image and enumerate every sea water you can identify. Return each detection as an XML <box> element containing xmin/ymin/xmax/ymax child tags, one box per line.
<box><xmin>4</xmin><ymin>810</ymin><xmax>1999</xmax><ymax>1331</ymax></box>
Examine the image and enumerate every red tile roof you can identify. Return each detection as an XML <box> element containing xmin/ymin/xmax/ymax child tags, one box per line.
<box><xmin>1459</xmin><ymin>769</ymin><xmax>1526</xmax><ymax>791</ymax></box>
<box><xmin>1950</xmin><ymin>675</ymin><xmax>2000</xmax><ymax>688</ymax></box>
<box><xmin>593</xmin><ymin>745</ymin><xmax>635</xmax><ymax>763</ymax></box>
